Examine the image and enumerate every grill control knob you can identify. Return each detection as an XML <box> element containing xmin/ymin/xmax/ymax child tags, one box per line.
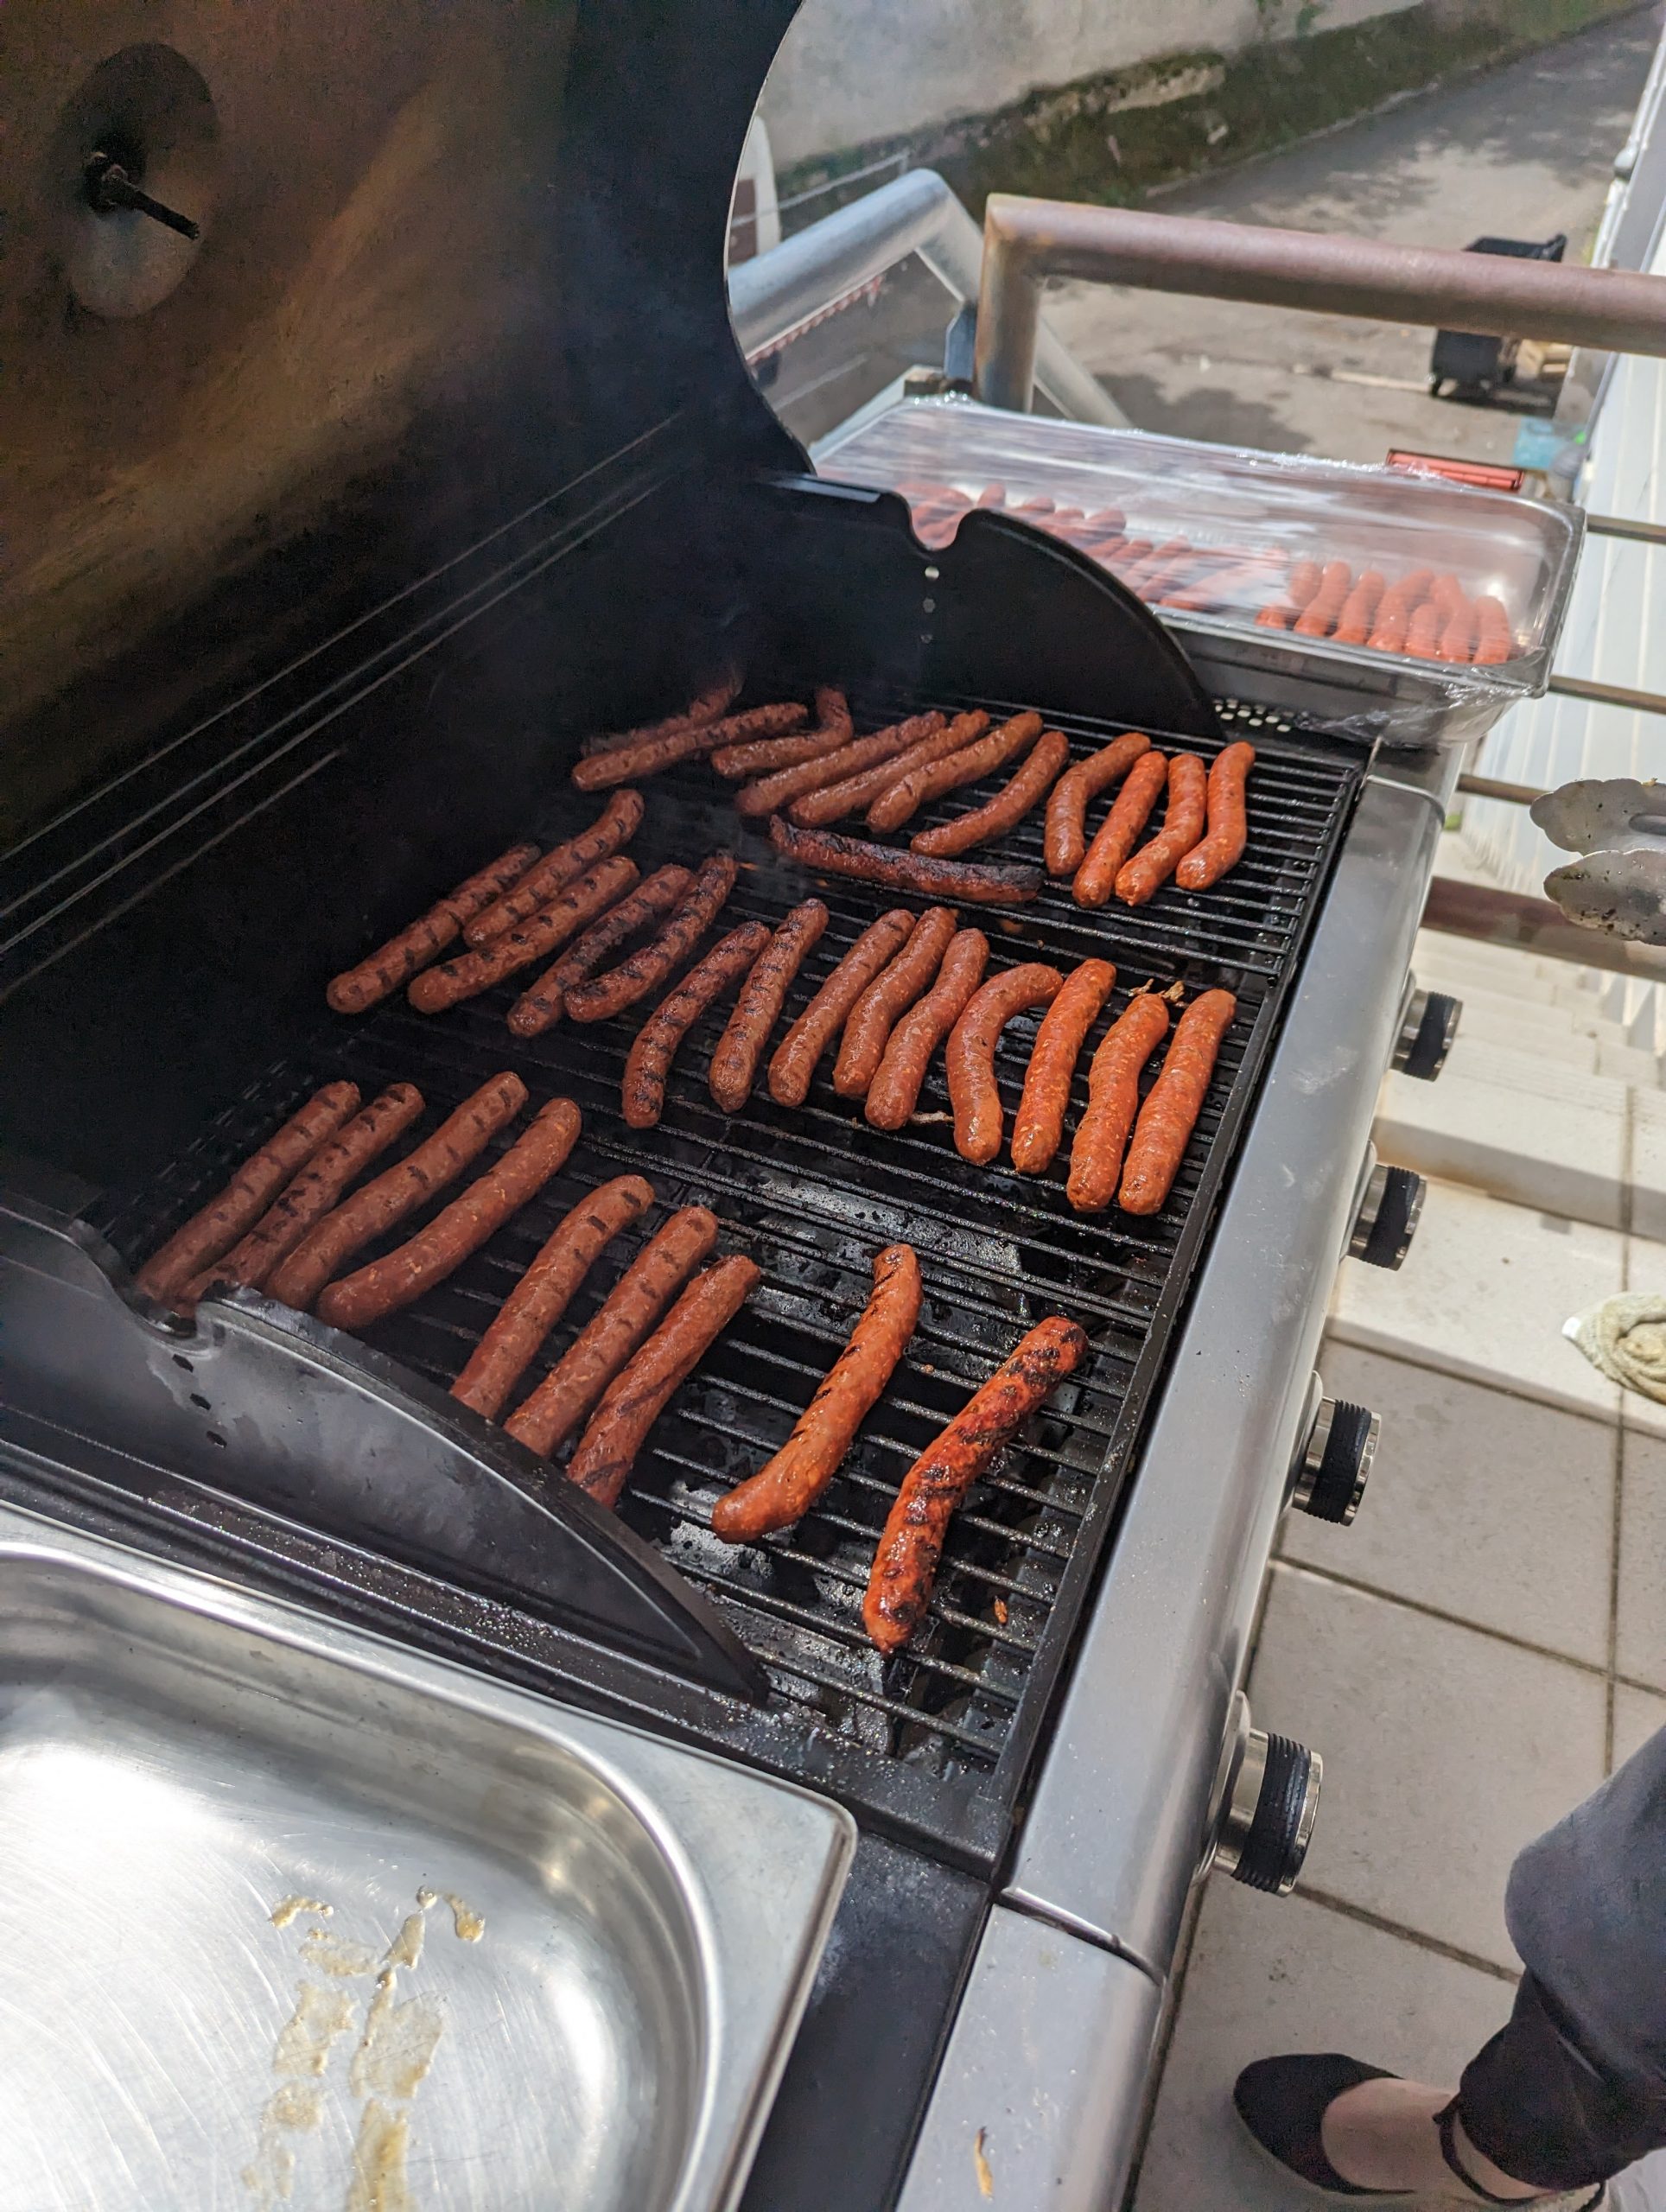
<box><xmin>1394</xmin><ymin>987</ymin><xmax>1461</xmax><ymax>1080</ymax></box>
<box><xmin>1209</xmin><ymin>1694</ymin><xmax>1322</xmax><ymax>1896</ymax></box>
<box><xmin>1294</xmin><ymin>1395</ymin><xmax>1379</xmax><ymax>1525</ymax></box>
<box><xmin>1350</xmin><ymin>1161</ymin><xmax>1425</xmax><ymax>1269</ymax></box>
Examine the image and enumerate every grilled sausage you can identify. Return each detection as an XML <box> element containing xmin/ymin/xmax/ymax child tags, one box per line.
<box><xmin>621</xmin><ymin>921</ymin><xmax>771</xmax><ymax>1129</ymax></box>
<box><xmin>409</xmin><ymin>858</ymin><xmax>639</xmax><ymax>1012</ymax></box>
<box><xmin>787</xmin><ymin>712</ymin><xmax>984</xmax><ymax>829</ymax></box>
<box><xmin>505</xmin><ymin>1206</ymin><xmax>719</xmax><ymax>1456</ymax></box>
<box><xmin>1404</xmin><ymin>601</ymin><xmax>1443</xmax><ymax>658</ymax></box>
<box><xmin>709</xmin><ymin>899</ymin><xmax>830</xmax><ymax>1113</ymax></box>
<box><xmin>1043</xmin><ymin>733</ymin><xmax>1153</xmax><ymax>876</ymax></box>
<box><xmin>1115</xmin><ymin>753</ymin><xmax>1208</xmax><ymax>907</ymax></box>
<box><xmin>1065</xmin><ymin>995</ymin><xmax>1171</xmax><ymax>1213</ymax></box>
<box><xmin>713</xmin><ymin>1243</ymin><xmax>921</xmax><ymax>1541</ymax></box>
<box><xmin>464</xmin><ymin>791</ymin><xmax>644</xmax><ymax>946</ymax></box>
<box><xmin>735</xmin><ymin>712</ymin><xmax>947</xmax><ymax>822</ymax></box>
<box><xmin>767</xmin><ymin>908</ymin><xmax>915</xmax><ymax>1108</ymax></box>
<box><xmin>1294</xmin><ymin>560</ymin><xmax>1351</xmax><ymax>638</ymax></box>
<box><xmin>1118</xmin><ymin>989</ymin><xmax>1236</xmax><ymax>1215</ymax></box>
<box><xmin>506</xmin><ymin>863</ymin><xmax>693</xmax><ymax>1038</ymax></box>
<box><xmin>1332</xmin><ymin>572</ymin><xmax>1386</xmax><ymax>646</ymax></box>
<box><xmin>946</xmin><ymin>964</ymin><xmax>1063</xmax><ymax>1165</ymax></box>
<box><xmin>1072</xmin><ymin>751</ymin><xmax>1168</xmax><ymax>908</ymax></box>
<box><xmin>137</xmin><ymin>1082</ymin><xmax>362</xmax><ymax>1305</ymax></box>
<box><xmin>450</xmin><ymin>1173</ymin><xmax>652</xmax><ymax>1421</ymax></box>
<box><xmin>710</xmin><ymin>688</ymin><xmax>853</xmax><ymax>778</ymax></box>
<box><xmin>327</xmin><ymin>847</ymin><xmax>538</xmax><ymax>1014</ymax></box>
<box><xmin>315</xmin><ymin>1098</ymin><xmax>582</xmax><ymax>1332</ymax></box>
<box><xmin>1175</xmin><ymin>742</ymin><xmax>1256</xmax><ymax>891</ymax></box>
<box><xmin>1010</xmin><ymin>960</ymin><xmax>1116</xmax><ymax>1175</ymax></box>
<box><xmin>863</xmin><ymin>1314</ymin><xmax>1089</xmax><ymax>1654</ymax></box>
<box><xmin>832</xmin><ymin>906</ymin><xmax>959</xmax><ymax>1099</ymax></box>
<box><xmin>574</xmin><ymin>702</ymin><xmax>806</xmax><ymax>791</ymax></box>
<box><xmin>267</xmin><ymin>1073</ymin><xmax>527</xmax><ymax>1311</ymax></box>
<box><xmin>563</xmin><ymin>854</ymin><xmax>738</xmax><ymax>1023</ymax></box>
<box><xmin>579</xmin><ymin>673</ymin><xmax>741</xmax><ymax>757</ymax></box>
<box><xmin>566</xmin><ymin>1253</ymin><xmax>762</xmax><ymax>1510</ymax></box>
<box><xmin>186</xmin><ymin>1084</ymin><xmax>424</xmax><ymax>1305</ymax></box>
<box><xmin>911</xmin><ymin>727</ymin><xmax>1070</xmax><ymax>859</ymax></box>
<box><xmin>866</xmin><ymin>712</ymin><xmax>1043</xmax><ymax>834</ymax></box>
<box><xmin>1437</xmin><ymin>596</ymin><xmax>1477</xmax><ymax>664</ymax></box>
<box><xmin>864</xmin><ymin>929</ymin><xmax>989</xmax><ymax>1130</ymax></box>
<box><xmin>767</xmin><ymin>817</ymin><xmax>1044</xmax><ymax>905</ymax></box>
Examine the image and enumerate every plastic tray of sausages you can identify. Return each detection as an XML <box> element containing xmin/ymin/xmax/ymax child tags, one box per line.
<box><xmin>817</xmin><ymin>397</ymin><xmax>1583</xmax><ymax>746</ymax></box>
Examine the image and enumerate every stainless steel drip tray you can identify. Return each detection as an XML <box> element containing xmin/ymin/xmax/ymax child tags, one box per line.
<box><xmin>0</xmin><ymin>1503</ymin><xmax>854</xmax><ymax>2212</ymax></box>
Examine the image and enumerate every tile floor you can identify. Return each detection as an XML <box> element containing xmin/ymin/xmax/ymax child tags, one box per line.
<box><xmin>1130</xmin><ymin>1173</ymin><xmax>1666</xmax><ymax>2210</ymax></box>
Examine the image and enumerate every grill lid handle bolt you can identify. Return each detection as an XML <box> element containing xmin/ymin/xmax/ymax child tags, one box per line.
<box><xmin>1293</xmin><ymin>1391</ymin><xmax>1379</xmax><ymax>1525</ymax></box>
<box><xmin>1208</xmin><ymin>1693</ymin><xmax>1322</xmax><ymax>1896</ymax></box>
<box><xmin>1394</xmin><ymin>986</ymin><xmax>1462</xmax><ymax>1080</ymax></box>
<box><xmin>1350</xmin><ymin>1161</ymin><xmax>1426</xmax><ymax>1270</ymax></box>
<box><xmin>84</xmin><ymin>149</ymin><xmax>201</xmax><ymax>242</ymax></box>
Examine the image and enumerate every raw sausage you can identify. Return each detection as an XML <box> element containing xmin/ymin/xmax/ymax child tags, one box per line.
<box><xmin>863</xmin><ymin>1314</ymin><xmax>1089</xmax><ymax>1655</ymax></box>
<box><xmin>580</xmin><ymin>673</ymin><xmax>741</xmax><ymax>756</ymax></box>
<box><xmin>327</xmin><ymin>847</ymin><xmax>538</xmax><ymax>1014</ymax></box>
<box><xmin>409</xmin><ymin>857</ymin><xmax>639</xmax><ymax>1011</ymax></box>
<box><xmin>1119</xmin><ymin>988</ymin><xmax>1236</xmax><ymax>1215</ymax></box>
<box><xmin>563</xmin><ymin>853</ymin><xmax>738</xmax><ymax>1023</ymax></box>
<box><xmin>464</xmin><ymin>791</ymin><xmax>643</xmax><ymax>945</ymax></box>
<box><xmin>621</xmin><ymin>921</ymin><xmax>771</xmax><ymax>1129</ymax></box>
<box><xmin>573</xmin><ymin>702</ymin><xmax>806</xmax><ymax>791</ymax></box>
<box><xmin>1044</xmin><ymin>732</ymin><xmax>1152</xmax><ymax>875</ymax></box>
<box><xmin>709</xmin><ymin>899</ymin><xmax>830</xmax><ymax>1113</ymax></box>
<box><xmin>788</xmin><ymin>712</ymin><xmax>984</xmax><ymax>829</ymax></box>
<box><xmin>1065</xmin><ymin>995</ymin><xmax>1170</xmax><ymax>1213</ymax></box>
<box><xmin>866</xmin><ymin>712</ymin><xmax>1043</xmax><ymax>834</ymax></box>
<box><xmin>945</xmin><ymin>964</ymin><xmax>1062</xmax><ymax>1166</ymax></box>
<box><xmin>735</xmin><ymin>711</ymin><xmax>947</xmax><ymax>821</ymax></box>
<box><xmin>506</xmin><ymin>864</ymin><xmax>692</xmax><ymax>1038</ymax></box>
<box><xmin>1175</xmin><ymin>742</ymin><xmax>1255</xmax><ymax>891</ymax></box>
<box><xmin>267</xmin><ymin>1073</ymin><xmax>527</xmax><ymax>1312</ymax></box>
<box><xmin>316</xmin><ymin>1097</ymin><xmax>582</xmax><ymax>1332</ymax></box>
<box><xmin>912</xmin><ymin>728</ymin><xmax>1070</xmax><ymax>858</ymax></box>
<box><xmin>566</xmin><ymin>1253</ymin><xmax>762</xmax><ymax>1510</ymax></box>
<box><xmin>1009</xmin><ymin>960</ymin><xmax>1116</xmax><ymax>1175</ymax></box>
<box><xmin>137</xmin><ymin>1082</ymin><xmax>362</xmax><ymax>1305</ymax></box>
<box><xmin>1115</xmin><ymin>753</ymin><xmax>1207</xmax><ymax>907</ymax></box>
<box><xmin>767</xmin><ymin>908</ymin><xmax>915</xmax><ymax>1108</ymax></box>
<box><xmin>710</xmin><ymin>688</ymin><xmax>852</xmax><ymax>778</ymax></box>
<box><xmin>832</xmin><ymin>906</ymin><xmax>959</xmax><ymax>1099</ymax></box>
<box><xmin>864</xmin><ymin>930</ymin><xmax>989</xmax><ymax>1131</ymax></box>
<box><xmin>1072</xmin><ymin>751</ymin><xmax>1167</xmax><ymax>908</ymax></box>
<box><xmin>450</xmin><ymin>1173</ymin><xmax>652</xmax><ymax>1421</ymax></box>
<box><xmin>712</xmin><ymin>1243</ymin><xmax>921</xmax><ymax>1541</ymax></box>
<box><xmin>768</xmin><ymin>817</ymin><xmax>1044</xmax><ymax>905</ymax></box>
<box><xmin>505</xmin><ymin>1206</ymin><xmax>719</xmax><ymax>1456</ymax></box>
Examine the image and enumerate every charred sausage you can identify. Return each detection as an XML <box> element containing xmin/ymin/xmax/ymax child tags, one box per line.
<box><xmin>621</xmin><ymin>922</ymin><xmax>771</xmax><ymax>1129</ymax></box>
<box><xmin>767</xmin><ymin>817</ymin><xmax>1044</xmax><ymax>906</ymax></box>
<box><xmin>1114</xmin><ymin>753</ymin><xmax>1208</xmax><ymax>907</ymax></box>
<box><xmin>712</xmin><ymin>1243</ymin><xmax>921</xmax><ymax>1541</ymax></box>
<box><xmin>863</xmin><ymin>1314</ymin><xmax>1089</xmax><ymax>1654</ymax></box>
<box><xmin>563</xmin><ymin>853</ymin><xmax>738</xmax><ymax>1023</ymax></box>
<box><xmin>327</xmin><ymin>846</ymin><xmax>538</xmax><ymax>1014</ymax></box>
<box><xmin>710</xmin><ymin>688</ymin><xmax>852</xmax><ymax>778</ymax></box>
<box><xmin>945</xmin><ymin>964</ymin><xmax>1063</xmax><ymax>1166</ymax></box>
<box><xmin>409</xmin><ymin>857</ymin><xmax>639</xmax><ymax>1011</ymax></box>
<box><xmin>450</xmin><ymin>1173</ymin><xmax>652</xmax><ymax>1421</ymax></box>
<box><xmin>1043</xmin><ymin>732</ymin><xmax>1152</xmax><ymax>875</ymax></box>
<box><xmin>137</xmin><ymin>1082</ymin><xmax>362</xmax><ymax>1305</ymax></box>
<box><xmin>315</xmin><ymin>1098</ymin><xmax>582</xmax><ymax>1332</ymax></box>
<box><xmin>505</xmin><ymin>1205</ymin><xmax>719</xmax><ymax>1456</ymax></box>
<box><xmin>864</xmin><ymin>930</ymin><xmax>989</xmax><ymax>1130</ymax></box>
<box><xmin>832</xmin><ymin>906</ymin><xmax>959</xmax><ymax>1099</ymax></box>
<box><xmin>506</xmin><ymin>863</ymin><xmax>692</xmax><ymax>1038</ymax></box>
<box><xmin>1009</xmin><ymin>960</ymin><xmax>1116</xmax><ymax>1175</ymax></box>
<box><xmin>1065</xmin><ymin>995</ymin><xmax>1171</xmax><ymax>1214</ymax></box>
<box><xmin>1175</xmin><ymin>742</ymin><xmax>1255</xmax><ymax>891</ymax></box>
<box><xmin>579</xmin><ymin>673</ymin><xmax>741</xmax><ymax>756</ymax></box>
<box><xmin>267</xmin><ymin>1073</ymin><xmax>527</xmax><ymax>1311</ymax></box>
<box><xmin>734</xmin><ymin>712</ymin><xmax>947</xmax><ymax>822</ymax></box>
<box><xmin>566</xmin><ymin>1253</ymin><xmax>762</xmax><ymax>1510</ymax></box>
<box><xmin>464</xmin><ymin>791</ymin><xmax>643</xmax><ymax>946</ymax></box>
<box><xmin>1071</xmin><ymin>751</ymin><xmax>1167</xmax><ymax>907</ymax></box>
<box><xmin>1118</xmin><ymin>989</ymin><xmax>1236</xmax><ymax>1216</ymax></box>
<box><xmin>911</xmin><ymin>728</ymin><xmax>1070</xmax><ymax>859</ymax></box>
<box><xmin>573</xmin><ymin>702</ymin><xmax>806</xmax><ymax>791</ymax></box>
<box><xmin>767</xmin><ymin>908</ymin><xmax>915</xmax><ymax>1108</ymax></box>
<box><xmin>787</xmin><ymin>712</ymin><xmax>984</xmax><ymax>829</ymax></box>
<box><xmin>865</xmin><ymin>711</ymin><xmax>1043</xmax><ymax>834</ymax></box>
<box><xmin>709</xmin><ymin>899</ymin><xmax>830</xmax><ymax>1113</ymax></box>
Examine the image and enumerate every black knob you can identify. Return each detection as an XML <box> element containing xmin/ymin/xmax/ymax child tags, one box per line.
<box><xmin>1215</xmin><ymin>1726</ymin><xmax>1322</xmax><ymax>1895</ymax></box>
<box><xmin>1294</xmin><ymin>1397</ymin><xmax>1379</xmax><ymax>1524</ymax></box>
<box><xmin>1350</xmin><ymin>1162</ymin><xmax>1425</xmax><ymax>1269</ymax></box>
<box><xmin>1394</xmin><ymin>988</ymin><xmax>1461</xmax><ymax>1080</ymax></box>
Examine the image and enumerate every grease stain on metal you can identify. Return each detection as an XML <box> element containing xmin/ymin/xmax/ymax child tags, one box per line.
<box><xmin>270</xmin><ymin>1895</ymin><xmax>334</xmax><ymax>1929</ymax></box>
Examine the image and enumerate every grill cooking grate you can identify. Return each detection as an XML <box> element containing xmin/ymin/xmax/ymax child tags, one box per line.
<box><xmin>91</xmin><ymin>695</ymin><xmax>1360</xmax><ymax>1850</ymax></box>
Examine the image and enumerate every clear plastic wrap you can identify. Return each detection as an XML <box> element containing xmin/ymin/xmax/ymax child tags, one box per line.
<box><xmin>817</xmin><ymin>397</ymin><xmax>1583</xmax><ymax>748</ymax></box>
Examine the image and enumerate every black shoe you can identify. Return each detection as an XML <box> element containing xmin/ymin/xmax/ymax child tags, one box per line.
<box><xmin>1234</xmin><ymin>2055</ymin><xmax>1411</xmax><ymax>2198</ymax></box>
